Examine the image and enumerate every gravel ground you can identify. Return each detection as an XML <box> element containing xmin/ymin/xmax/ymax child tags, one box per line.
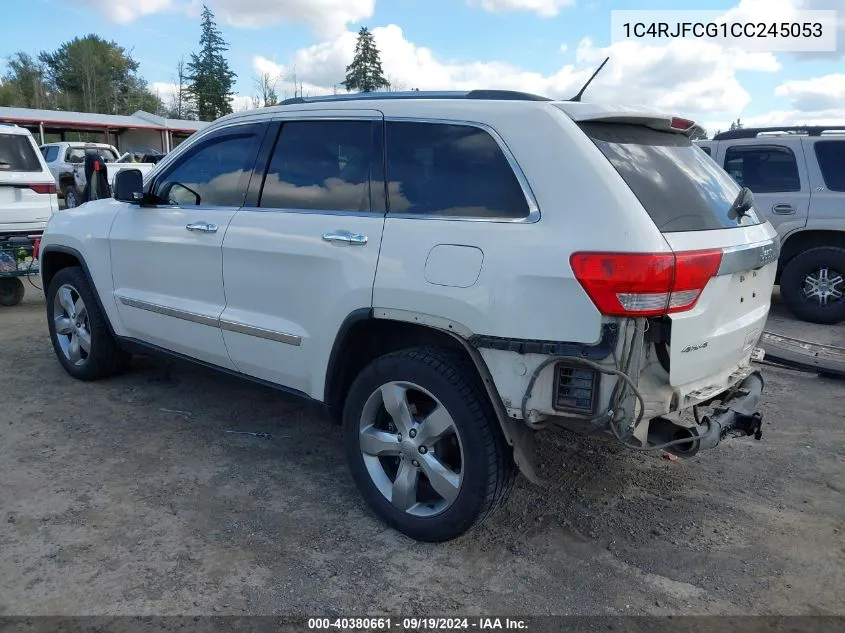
<box><xmin>1</xmin><ymin>284</ymin><xmax>843</xmax><ymax>617</ymax></box>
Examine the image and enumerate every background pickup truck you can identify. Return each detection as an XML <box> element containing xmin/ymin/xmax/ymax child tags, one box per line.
<box><xmin>39</xmin><ymin>141</ymin><xmax>156</xmax><ymax>208</ymax></box>
<box><xmin>697</xmin><ymin>126</ymin><xmax>845</xmax><ymax>325</ymax></box>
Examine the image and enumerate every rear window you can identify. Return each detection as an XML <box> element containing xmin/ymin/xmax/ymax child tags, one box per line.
<box><xmin>814</xmin><ymin>140</ymin><xmax>845</xmax><ymax>192</ymax></box>
<box><xmin>0</xmin><ymin>134</ymin><xmax>42</xmax><ymax>172</ymax></box>
<box><xmin>580</xmin><ymin>122</ymin><xmax>762</xmax><ymax>232</ymax></box>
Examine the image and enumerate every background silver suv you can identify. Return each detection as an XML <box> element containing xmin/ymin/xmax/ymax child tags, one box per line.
<box><xmin>698</xmin><ymin>127</ymin><xmax>845</xmax><ymax>324</ymax></box>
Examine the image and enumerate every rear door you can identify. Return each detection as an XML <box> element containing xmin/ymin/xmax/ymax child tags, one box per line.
<box><xmin>581</xmin><ymin>122</ymin><xmax>779</xmax><ymax>387</ymax></box>
<box><xmin>220</xmin><ymin>111</ymin><xmax>386</xmax><ymax>398</ymax></box>
<box><xmin>0</xmin><ymin>131</ymin><xmax>56</xmax><ymax>230</ymax></box>
<box><xmin>720</xmin><ymin>140</ymin><xmax>810</xmax><ymax>237</ymax></box>
<box><xmin>803</xmin><ymin>137</ymin><xmax>845</xmax><ymax>227</ymax></box>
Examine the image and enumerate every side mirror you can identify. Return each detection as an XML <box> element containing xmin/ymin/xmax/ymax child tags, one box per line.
<box><xmin>114</xmin><ymin>169</ymin><xmax>145</xmax><ymax>203</ymax></box>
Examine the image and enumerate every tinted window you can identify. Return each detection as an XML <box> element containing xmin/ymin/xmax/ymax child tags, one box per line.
<box><xmin>260</xmin><ymin>120</ymin><xmax>375</xmax><ymax>212</ymax></box>
<box><xmin>385</xmin><ymin>121</ymin><xmax>530</xmax><ymax>219</ymax></box>
<box><xmin>581</xmin><ymin>122</ymin><xmax>761</xmax><ymax>232</ymax></box>
<box><xmin>43</xmin><ymin>146</ymin><xmax>59</xmax><ymax>162</ymax></box>
<box><xmin>67</xmin><ymin>147</ymin><xmax>118</xmax><ymax>163</ymax></box>
<box><xmin>0</xmin><ymin>134</ymin><xmax>42</xmax><ymax>172</ymax></box>
<box><xmin>723</xmin><ymin>146</ymin><xmax>801</xmax><ymax>193</ymax></box>
<box><xmin>814</xmin><ymin>141</ymin><xmax>845</xmax><ymax>192</ymax></box>
<box><xmin>154</xmin><ymin>126</ymin><xmax>261</xmax><ymax>207</ymax></box>
<box><xmin>700</xmin><ymin>146</ymin><xmax>712</xmax><ymax>156</ymax></box>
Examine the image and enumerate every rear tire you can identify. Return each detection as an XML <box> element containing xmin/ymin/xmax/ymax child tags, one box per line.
<box><xmin>63</xmin><ymin>185</ymin><xmax>80</xmax><ymax>208</ymax></box>
<box><xmin>780</xmin><ymin>246</ymin><xmax>845</xmax><ymax>325</ymax></box>
<box><xmin>46</xmin><ymin>266</ymin><xmax>130</xmax><ymax>380</ymax></box>
<box><xmin>342</xmin><ymin>347</ymin><xmax>513</xmax><ymax>542</ymax></box>
<box><xmin>0</xmin><ymin>278</ymin><xmax>25</xmax><ymax>306</ymax></box>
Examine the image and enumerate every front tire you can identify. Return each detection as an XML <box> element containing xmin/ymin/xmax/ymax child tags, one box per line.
<box><xmin>343</xmin><ymin>347</ymin><xmax>513</xmax><ymax>542</ymax></box>
<box><xmin>46</xmin><ymin>266</ymin><xmax>130</xmax><ymax>380</ymax></box>
<box><xmin>780</xmin><ymin>246</ymin><xmax>845</xmax><ymax>325</ymax></box>
<box><xmin>0</xmin><ymin>278</ymin><xmax>25</xmax><ymax>306</ymax></box>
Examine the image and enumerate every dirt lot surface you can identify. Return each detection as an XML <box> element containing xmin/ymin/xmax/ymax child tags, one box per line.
<box><xmin>1</xmin><ymin>284</ymin><xmax>843</xmax><ymax>617</ymax></box>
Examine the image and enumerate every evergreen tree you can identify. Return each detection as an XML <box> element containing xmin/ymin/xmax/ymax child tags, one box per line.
<box><xmin>186</xmin><ymin>5</ymin><xmax>237</xmax><ymax>121</ymax></box>
<box><xmin>342</xmin><ymin>28</ymin><xmax>389</xmax><ymax>93</ymax></box>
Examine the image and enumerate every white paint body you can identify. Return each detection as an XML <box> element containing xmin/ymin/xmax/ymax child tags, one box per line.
<box><xmin>40</xmin><ymin>97</ymin><xmax>778</xmax><ymax>433</ymax></box>
<box><xmin>0</xmin><ymin>125</ymin><xmax>57</xmax><ymax>234</ymax></box>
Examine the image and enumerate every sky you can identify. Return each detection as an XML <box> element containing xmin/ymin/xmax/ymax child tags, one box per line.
<box><xmin>1</xmin><ymin>0</ymin><xmax>843</xmax><ymax>133</ymax></box>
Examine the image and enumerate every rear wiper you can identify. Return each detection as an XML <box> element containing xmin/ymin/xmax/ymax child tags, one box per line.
<box><xmin>728</xmin><ymin>186</ymin><xmax>754</xmax><ymax>220</ymax></box>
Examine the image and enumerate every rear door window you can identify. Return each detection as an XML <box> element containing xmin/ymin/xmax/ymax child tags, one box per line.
<box><xmin>723</xmin><ymin>145</ymin><xmax>801</xmax><ymax>193</ymax></box>
<box><xmin>580</xmin><ymin>122</ymin><xmax>762</xmax><ymax>232</ymax></box>
<box><xmin>0</xmin><ymin>134</ymin><xmax>42</xmax><ymax>172</ymax></box>
<box><xmin>813</xmin><ymin>140</ymin><xmax>845</xmax><ymax>192</ymax></box>
<box><xmin>384</xmin><ymin>121</ymin><xmax>531</xmax><ymax>219</ymax></box>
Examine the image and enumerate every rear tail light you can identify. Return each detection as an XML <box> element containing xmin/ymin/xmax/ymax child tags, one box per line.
<box><xmin>570</xmin><ymin>249</ymin><xmax>723</xmax><ymax>317</ymax></box>
<box><xmin>33</xmin><ymin>238</ymin><xmax>41</xmax><ymax>259</ymax></box>
<box><xmin>27</xmin><ymin>183</ymin><xmax>57</xmax><ymax>195</ymax></box>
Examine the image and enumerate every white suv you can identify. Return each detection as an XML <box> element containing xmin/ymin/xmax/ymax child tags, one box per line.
<box><xmin>0</xmin><ymin>123</ymin><xmax>58</xmax><ymax>236</ymax></box>
<box><xmin>38</xmin><ymin>91</ymin><xmax>778</xmax><ymax>541</ymax></box>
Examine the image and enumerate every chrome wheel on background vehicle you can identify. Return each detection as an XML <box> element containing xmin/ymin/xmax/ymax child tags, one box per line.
<box><xmin>802</xmin><ymin>267</ymin><xmax>844</xmax><ymax>307</ymax></box>
<box><xmin>781</xmin><ymin>246</ymin><xmax>845</xmax><ymax>325</ymax></box>
<box><xmin>63</xmin><ymin>186</ymin><xmax>79</xmax><ymax>208</ymax></box>
<box><xmin>52</xmin><ymin>283</ymin><xmax>91</xmax><ymax>367</ymax></box>
<box><xmin>359</xmin><ymin>381</ymin><xmax>464</xmax><ymax>517</ymax></box>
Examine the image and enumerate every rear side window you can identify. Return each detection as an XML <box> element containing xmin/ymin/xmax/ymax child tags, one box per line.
<box><xmin>42</xmin><ymin>146</ymin><xmax>59</xmax><ymax>162</ymax></box>
<box><xmin>700</xmin><ymin>146</ymin><xmax>712</xmax><ymax>156</ymax></box>
<box><xmin>0</xmin><ymin>134</ymin><xmax>42</xmax><ymax>172</ymax></box>
<box><xmin>385</xmin><ymin>121</ymin><xmax>530</xmax><ymax>219</ymax></box>
<box><xmin>723</xmin><ymin>145</ymin><xmax>801</xmax><ymax>193</ymax></box>
<box><xmin>814</xmin><ymin>141</ymin><xmax>845</xmax><ymax>192</ymax></box>
<box><xmin>581</xmin><ymin>122</ymin><xmax>761</xmax><ymax>232</ymax></box>
<box><xmin>259</xmin><ymin>120</ymin><xmax>376</xmax><ymax>212</ymax></box>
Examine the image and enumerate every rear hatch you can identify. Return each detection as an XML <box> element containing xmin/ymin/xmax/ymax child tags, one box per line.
<box><xmin>0</xmin><ymin>131</ymin><xmax>56</xmax><ymax>227</ymax></box>
<box><xmin>571</xmin><ymin>114</ymin><xmax>777</xmax><ymax>387</ymax></box>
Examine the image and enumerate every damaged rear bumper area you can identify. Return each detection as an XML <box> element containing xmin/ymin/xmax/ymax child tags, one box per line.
<box><xmin>645</xmin><ymin>372</ymin><xmax>765</xmax><ymax>458</ymax></box>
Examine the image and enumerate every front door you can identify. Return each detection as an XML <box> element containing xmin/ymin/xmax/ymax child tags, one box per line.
<box><xmin>109</xmin><ymin>122</ymin><xmax>267</xmax><ymax>369</ymax></box>
<box><xmin>220</xmin><ymin>111</ymin><xmax>386</xmax><ymax>398</ymax></box>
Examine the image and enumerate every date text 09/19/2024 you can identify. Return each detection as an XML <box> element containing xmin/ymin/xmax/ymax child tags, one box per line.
<box><xmin>307</xmin><ymin>617</ymin><xmax>530</xmax><ymax>630</ymax></box>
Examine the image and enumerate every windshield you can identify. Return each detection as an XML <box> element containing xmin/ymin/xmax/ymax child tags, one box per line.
<box><xmin>580</xmin><ymin>122</ymin><xmax>763</xmax><ymax>232</ymax></box>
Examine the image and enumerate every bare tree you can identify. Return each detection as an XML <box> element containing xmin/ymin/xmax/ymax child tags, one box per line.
<box><xmin>385</xmin><ymin>74</ymin><xmax>406</xmax><ymax>92</ymax></box>
<box><xmin>253</xmin><ymin>71</ymin><xmax>279</xmax><ymax>107</ymax></box>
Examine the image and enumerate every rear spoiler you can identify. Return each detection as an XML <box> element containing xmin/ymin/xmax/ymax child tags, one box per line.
<box><xmin>552</xmin><ymin>103</ymin><xmax>697</xmax><ymax>135</ymax></box>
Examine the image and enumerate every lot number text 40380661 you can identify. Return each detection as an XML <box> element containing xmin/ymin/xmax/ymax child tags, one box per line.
<box><xmin>307</xmin><ymin>617</ymin><xmax>529</xmax><ymax>630</ymax></box>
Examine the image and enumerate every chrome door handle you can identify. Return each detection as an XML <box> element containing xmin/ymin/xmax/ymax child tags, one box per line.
<box><xmin>322</xmin><ymin>230</ymin><xmax>368</xmax><ymax>245</ymax></box>
<box><xmin>186</xmin><ymin>221</ymin><xmax>218</xmax><ymax>233</ymax></box>
<box><xmin>772</xmin><ymin>204</ymin><xmax>796</xmax><ymax>215</ymax></box>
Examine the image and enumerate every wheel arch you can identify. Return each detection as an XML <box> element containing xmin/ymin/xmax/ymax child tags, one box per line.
<box><xmin>40</xmin><ymin>245</ymin><xmax>117</xmax><ymax>337</ymax></box>
<box><xmin>323</xmin><ymin>309</ymin><xmax>539</xmax><ymax>483</ymax></box>
<box><xmin>777</xmin><ymin>229</ymin><xmax>845</xmax><ymax>281</ymax></box>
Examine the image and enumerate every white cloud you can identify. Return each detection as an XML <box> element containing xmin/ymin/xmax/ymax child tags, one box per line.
<box><xmin>250</xmin><ymin>25</ymin><xmax>781</xmax><ymax>124</ymax></box>
<box><xmin>703</xmin><ymin>108</ymin><xmax>845</xmax><ymax>134</ymax></box>
<box><xmin>559</xmin><ymin>43</ymin><xmax>569</xmax><ymax>52</ymax></box>
<box><xmin>467</xmin><ymin>0</ymin><xmax>575</xmax><ymax>17</ymax></box>
<box><xmin>208</xmin><ymin>0</ymin><xmax>375</xmax><ymax>37</ymax></box>
<box><xmin>72</xmin><ymin>0</ymin><xmax>174</xmax><ymax>22</ymax></box>
<box><xmin>75</xmin><ymin>0</ymin><xmax>374</xmax><ymax>37</ymax></box>
<box><xmin>775</xmin><ymin>74</ymin><xmax>845</xmax><ymax>110</ymax></box>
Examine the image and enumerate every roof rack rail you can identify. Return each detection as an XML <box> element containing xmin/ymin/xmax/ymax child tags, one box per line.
<box><xmin>278</xmin><ymin>89</ymin><xmax>552</xmax><ymax>106</ymax></box>
<box><xmin>713</xmin><ymin>125</ymin><xmax>845</xmax><ymax>140</ymax></box>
